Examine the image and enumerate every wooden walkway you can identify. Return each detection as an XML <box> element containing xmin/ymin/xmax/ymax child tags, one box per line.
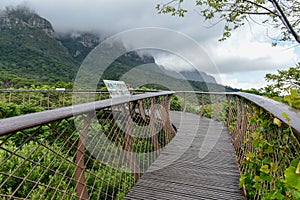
<box><xmin>125</xmin><ymin>111</ymin><xmax>244</xmax><ymax>200</ymax></box>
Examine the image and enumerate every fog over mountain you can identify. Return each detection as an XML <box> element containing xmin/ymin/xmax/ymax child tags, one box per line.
<box><xmin>1</xmin><ymin>0</ymin><xmax>299</xmax><ymax>89</ymax></box>
<box><xmin>0</xmin><ymin>7</ymin><xmax>230</xmax><ymax>91</ymax></box>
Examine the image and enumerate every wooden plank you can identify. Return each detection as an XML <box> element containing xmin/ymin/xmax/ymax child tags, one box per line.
<box><xmin>125</xmin><ymin>111</ymin><xmax>244</xmax><ymax>200</ymax></box>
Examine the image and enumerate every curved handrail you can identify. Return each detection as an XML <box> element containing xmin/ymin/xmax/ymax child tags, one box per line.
<box><xmin>0</xmin><ymin>91</ymin><xmax>173</xmax><ymax>136</ymax></box>
<box><xmin>174</xmin><ymin>91</ymin><xmax>300</xmax><ymax>199</ymax></box>
<box><xmin>0</xmin><ymin>89</ymin><xmax>160</xmax><ymax>93</ymax></box>
<box><xmin>235</xmin><ymin>92</ymin><xmax>300</xmax><ymax>135</ymax></box>
<box><xmin>175</xmin><ymin>91</ymin><xmax>300</xmax><ymax>136</ymax></box>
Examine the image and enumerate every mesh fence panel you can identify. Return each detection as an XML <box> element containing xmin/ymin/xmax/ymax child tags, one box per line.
<box><xmin>0</xmin><ymin>93</ymin><xmax>175</xmax><ymax>200</ymax></box>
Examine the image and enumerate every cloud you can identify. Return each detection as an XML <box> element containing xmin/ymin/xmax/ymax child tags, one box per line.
<box><xmin>219</xmin><ymin>72</ymin><xmax>272</xmax><ymax>89</ymax></box>
<box><xmin>207</xmin><ymin>24</ymin><xmax>300</xmax><ymax>74</ymax></box>
<box><xmin>1</xmin><ymin>0</ymin><xmax>299</xmax><ymax>89</ymax></box>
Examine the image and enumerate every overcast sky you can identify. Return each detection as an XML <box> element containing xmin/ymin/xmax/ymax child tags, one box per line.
<box><xmin>1</xmin><ymin>0</ymin><xmax>299</xmax><ymax>89</ymax></box>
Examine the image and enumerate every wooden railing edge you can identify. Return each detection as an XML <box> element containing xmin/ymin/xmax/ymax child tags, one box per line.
<box><xmin>174</xmin><ymin>91</ymin><xmax>300</xmax><ymax>136</ymax></box>
<box><xmin>0</xmin><ymin>91</ymin><xmax>174</xmax><ymax>136</ymax></box>
<box><xmin>235</xmin><ymin>92</ymin><xmax>300</xmax><ymax>136</ymax></box>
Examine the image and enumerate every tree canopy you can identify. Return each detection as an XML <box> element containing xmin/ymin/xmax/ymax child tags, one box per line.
<box><xmin>156</xmin><ymin>0</ymin><xmax>300</xmax><ymax>44</ymax></box>
<box><xmin>265</xmin><ymin>63</ymin><xmax>300</xmax><ymax>93</ymax></box>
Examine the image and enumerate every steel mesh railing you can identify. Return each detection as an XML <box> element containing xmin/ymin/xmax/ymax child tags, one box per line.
<box><xmin>227</xmin><ymin>94</ymin><xmax>300</xmax><ymax>199</ymax></box>
<box><xmin>175</xmin><ymin>91</ymin><xmax>300</xmax><ymax>199</ymax></box>
<box><xmin>1</xmin><ymin>90</ymin><xmax>299</xmax><ymax>199</ymax></box>
<box><xmin>0</xmin><ymin>90</ymin><xmax>156</xmax><ymax>110</ymax></box>
<box><xmin>0</xmin><ymin>91</ymin><xmax>175</xmax><ymax>200</ymax></box>
<box><xmin>0</xmin><ymin>90</ymin><xmax>111</xmax><ymax>110</ymax></box>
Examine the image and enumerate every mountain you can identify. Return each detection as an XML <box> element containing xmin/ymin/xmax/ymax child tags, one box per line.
<box><xmin>0</xmin><ymin>7</ymin><xmax>79</xmax><ymax>85</ymax></box>
<box><xmin>180</xmin><ymin>70</ymin><xmax>216</xmax><ymax>83</ymax></box>
<box><xmin>0</xmin><ymin>7</ymin><xmax>236</xmax><ymax>92</ymax></box>
<box><xmin>56</xmin><ymin>32</ymin><xmax>101</xmax><ymax>63</ymax></box>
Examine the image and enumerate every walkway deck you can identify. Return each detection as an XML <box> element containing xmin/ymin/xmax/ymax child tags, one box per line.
<box><xmin>125</xmin><ymin>111</ymin><xmax>244</xmax><ymax>200</ymax></box>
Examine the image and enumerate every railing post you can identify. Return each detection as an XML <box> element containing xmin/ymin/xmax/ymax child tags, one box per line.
<box><xmin>150</xmin><ymin>98</ymin><xmax>161</xmax><ymax>153</ymax></box>
<box><xmin>75</xmin><ymin>112</ymin><xmax>93</xmax><ymax>200</ymax></box>
<box><xmin>47</xmin><ymin>93</ymin><xmax>50</xmax><ymax>110</ymax></box>
<box><xmin>124</xmin><ymin>111</ymin><xmax>141</xmax><ymax>181</ymax></box>
<box><xmin>22</xmin><ymin>92</ymin><xmax>25</xmax><ymax>105</ymax></box>
<box><xmin>39</xmin><ymin>95</ymin><xmax>43</xmax><ymax>107</ymax></box>
<box><xmin>200</xmin><ymin>95</ymin><xmax>205</xmax><ymax>117</ymax></box>
<box><xmin>28</xmin><ymin>93</ymin><xmax>31</xmax><ymax>104</ymax></box>
<box><xmin>129</xmin><ymin>101</ymin><xmax>137</xmax><ymax>120</ymax></box>
<box><xmin>62</xmin><ymin>92</ymin><xmax>65</xmax><ymax>107</ymax></box>
<box><xmin>183</xmin><ymin>93</ymin><xmax>187</xmax><ymax>112</ymax></box>
<box><xmin>161</xmin><ymin>95</ymin><xmax>176</xmax><ymax>141</ymax></box>
<box><xmin>214</xmin><ymin>95</ymin><xmax>219</xmax><ymax>120</ymax></box>
<box><xmin>232</xmin><ymin>96</ymin><xmax>242</xmax><ymax>150</ymax></box>
<box><xmin>226</xmin><ymin>95</ymin><xmax>233</xmax><ymax>128</ymax></box>
<box><xmin>139</xmin><ymin>100</ymin><xmax>147</xmax><ymax>121</ymax></box>
<box><xmin>8</xmin><ymin>91</ymin><xmax>12</xmax><ymax>103</ymax></box>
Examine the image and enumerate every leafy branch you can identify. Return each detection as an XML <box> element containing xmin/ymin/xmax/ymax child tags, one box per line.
<box><xmin>156</xmin><ymin>0</ymin><xmax>300</xmax><ymax>43</ymax></box>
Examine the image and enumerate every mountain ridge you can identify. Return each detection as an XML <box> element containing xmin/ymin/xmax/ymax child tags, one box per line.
<box><xmin>0</xmin><ymin>7</ymin><xmax>236</xmax><ymax>92</ymax></box>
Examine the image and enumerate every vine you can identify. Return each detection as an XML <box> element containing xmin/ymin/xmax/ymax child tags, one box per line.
<box><xmin>239</xmin><ymin>106</ymin><xmax>300</xmax><ymax>199</ymax></box>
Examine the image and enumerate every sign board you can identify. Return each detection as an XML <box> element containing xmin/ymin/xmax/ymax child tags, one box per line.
<box><xmin>103</xmin><ymin>80</ymin><xmax>130</xmax><ymax>98</ymax></box>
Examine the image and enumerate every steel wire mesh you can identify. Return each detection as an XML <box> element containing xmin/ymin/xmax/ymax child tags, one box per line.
<box><xmin>0</xmin><ymin>94</ymin><xmax>175</xmax><ymax>200</ymax></box>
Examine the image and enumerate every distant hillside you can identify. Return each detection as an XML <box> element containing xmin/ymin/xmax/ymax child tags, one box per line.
<box><xmin>0</xmin><ymin>7</ymin><xmax>79</xmax><ymax>85</ymax></box>
<box><xmin>56</xmin><ymin>32</ymin><xmax>101</xmax><ymax>63</ymax></box>
<box><xmin>0</xmin><ymin>7</ymin><xmax>237</xmax><ymax>92</ymax></box>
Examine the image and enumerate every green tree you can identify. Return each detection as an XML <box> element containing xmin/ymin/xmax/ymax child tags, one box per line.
<box><xmin>265</xmin><ymin>64</ymin><xmax>300</xmax><ymax>93</ymax></box>
<box><xmin>265</xmin><ymin>64</ymin><xmax>300</xmax><ymax>108</ymax></box>
<box><xmin>156</xmin><ymin>0</ymin><xmax>300</xmax><ymax>43</ymax></box>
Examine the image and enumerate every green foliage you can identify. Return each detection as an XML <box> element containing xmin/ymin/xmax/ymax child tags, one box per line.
<box><xmin>0</xmin><ymin>7</ymin><xmax>79</xmax><ymax>84</ymax></box>
<box><xmin>0</xmin><ymin>102</ymin><xmax>43</xmax><ymax>119</ymax></box>
<box><xmin>156</xmin><ymin>0</ymin><xmax>300</xmax><ymax>43</ymax></box>
<box><xmin>238</xmin><ymin>106</ymin><xmax>300</xmax><ymax>199</ymax></box>
<box><xmin>170</xmin><ymin>95</ymin><xmax>183</xmax><ymax>111</ymax></box>
<box><xmin>0</xmin><ymin>136</ymin><xmax>134</xmax><ymax>199</ymax></box>
<box><xmin>0</xmin><ymin>140</ymin><xmax>77</xmax><ymax>199</ymax></box>
<box><xmin>283</xmin><ymin>89</ymin><xmax>300</xmax><ymax>109</ymax></box>
<box><xmin>284</xmin><ymin>158</ymin><xmax>300</xmax><ymax>197</ymax></box>
<box><xmin>264</xmin><ymin>64</ymin><xmax>300</xmax><ymax>109</ymax></box>
<box><xmin>265</xmin><ymin>64</ymin><xmax>300</xmax><ymax>94</ymax></box>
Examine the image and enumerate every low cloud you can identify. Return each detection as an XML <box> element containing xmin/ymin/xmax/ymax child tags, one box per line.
<box><xmin>1</xmin><ymin>0</ymin><xmax>299</xmax><ymax>88</ymax></box>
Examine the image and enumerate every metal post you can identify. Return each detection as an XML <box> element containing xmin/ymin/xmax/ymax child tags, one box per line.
<box><xmin>227</xmin><ymin>95</ymin><xmax>233</xmax><ymax>127</ymax></box>
<box><xmin>139</xmin><ymin>100</ymin><xmax>147</xmax><ymax>121</ymax></box>
<box><xmin>200</xmin><ymin>95</ymin><xmax>205</xmax><ymax>117</ymax></box>
<box><xmin>122</xmin><ymin>105</ymin><xmax>141</xmax><ymax>181</ymax></box>
<box><xmin>75</xmin><ymin>113</ymin><xmax>93</xmax><ymax>200</ymax></box>
<box><xmin>8</xmin><ymin>91</ymin><xmax>12</xmax><ymax>103</ymax></box>
<box><xmin>214</xmin><ymin>95</ymin><xmax>219</xmax><ymax>120</ymax></box>
<box><xmin>150</xmin><ymin>98</ymin><xmax>161</xmax><ymax>153</ymax></box>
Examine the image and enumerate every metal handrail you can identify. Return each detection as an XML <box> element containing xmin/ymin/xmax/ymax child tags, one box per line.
<box><xmin>0</xmin><ymin>91</ymin><xmax>175</xmax><ymax>200</ymax></box>
<box><xmin>0</xmin><ymin>91</ymin><xmax>173</xmax><ymax>136</ymax></box>
<box><xmin>174</xmin><ymin>91</ymin><xmax>300</xmax><ymax>199</ymax></box>
<box><xmin>175</xmin><ymin>91</ymin><xmax>300</xmax><ymax>136</ymax></box>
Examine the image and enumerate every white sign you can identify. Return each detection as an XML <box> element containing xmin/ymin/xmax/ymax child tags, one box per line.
<box><xmin>103</xmin><ymin>80</ymin><xmax>130</xmax><ymax>98</ymax></box>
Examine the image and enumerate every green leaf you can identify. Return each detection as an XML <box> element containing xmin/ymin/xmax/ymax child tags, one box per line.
<box><xmin>239</xmin><ymin>174</ymin><xmax>246</xmax><ymax>188</ymax></box>
<box><xmin>273</xmin><ymin>118</ymin><xmax>282</xmax><ymax>127</ymax></box>
<box><xmin>260</xmin><ymin>165</ymin><xmax>270</xmax><ymax>174</ymax></box>
<box><xmin>282</xmin><ymin>112</ymin><xmax>291</xmax><ymax>123</ymax></box>
<box><xmin>271</xmin><ymin>190</ymin><xmax>285</xmax><ymax>200</ymax></box>
<box><xmin>292</xmin><ymin>190</ymin><xmax>300</xmax><ymax>199</ymax></box>
<box><xmin>296</xmin><ymin>161</ymin><xmax>300</xmax><ymax>174</ymax></box>
<box><xmin>291</xmin><ymin>89</ymin><xmax>298</xmax><ymax>98</ymax></box>
<box><xmin>284</xmin><ymin>164</ymin><xmax>300</xmax><ymax>191</ymax></box>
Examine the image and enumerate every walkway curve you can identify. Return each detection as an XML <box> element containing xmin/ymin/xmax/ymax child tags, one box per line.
<box><xmin>125</xmin><ymin>111</ymin><xmax>244</xmax><ymax>200</ymax></box>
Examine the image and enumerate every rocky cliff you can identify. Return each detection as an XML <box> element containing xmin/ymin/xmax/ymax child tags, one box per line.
<box><xmin>0</xmin><ymin>7</ymin><xmax>55</xmax><ymax>38</ymax></box>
